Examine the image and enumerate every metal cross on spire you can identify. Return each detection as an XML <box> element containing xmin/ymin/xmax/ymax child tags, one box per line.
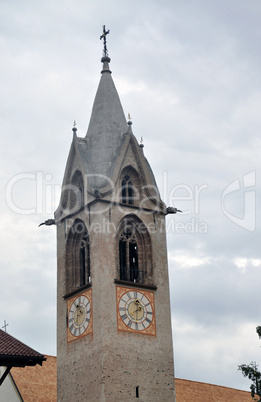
<box><xmin>2</xmin><ymin>320</ymin><xmax>9</xmax><ymax>332</ymax></box>
<box><xmin>100</xmin><ymin>25</ymin><xmax>110</xmax><ymax>58</ymax></box>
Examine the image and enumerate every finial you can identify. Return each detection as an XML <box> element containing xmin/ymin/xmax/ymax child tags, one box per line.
<box><xmin>126</xmin><ymin>113</ymin><xmax>133</xmax><ymax>134</ymax></box>
<box><xmin>100</xmin><ymin>25</ymin><xmax>110</xmax><ymax>58</ymax></box>
<box><xmin>140</xmin><ymin>136</ymin><xmax>144</xmax><ymax>149</ymax></box>
<box><xmin>72</xmin><ymin>120</ymin><xmax>77</xmax><ymax>136</ymax></box>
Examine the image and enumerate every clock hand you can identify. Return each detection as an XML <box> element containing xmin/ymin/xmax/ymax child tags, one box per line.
<box><xmin>130</xmin><ymin>306</ymin><xmax>142</xmax><ymax>317</ymax></box>
<box><xmin>75</xmin><ymin>307</ymin><xmax>81</xmax><ymax>325</ymax></box>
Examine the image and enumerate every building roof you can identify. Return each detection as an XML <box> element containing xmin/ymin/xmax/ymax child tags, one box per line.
<box><xmin>9</xmin><ymin>356</ymin><xmax>254</xmax><ymax>401</ymax></box>
<box><xmin>175</xmin><ymin>378</ymin><xmax>253</xmax><ymax>401</ymax></box>
<box><xmin>10</xmin><ymin>355</ymin><xmax>56</xmax><ymax>402</ymax></box>
<box><xmin>0</xmin><ymin>330</ymin><xmax>46</xmax><ymax>367</ymax></box>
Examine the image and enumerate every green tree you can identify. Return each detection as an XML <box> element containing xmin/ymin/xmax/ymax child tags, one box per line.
<box><xmin>238</xmin><ymin>327</ymin><xmax>261</xmax><ymax>401</ymax></box>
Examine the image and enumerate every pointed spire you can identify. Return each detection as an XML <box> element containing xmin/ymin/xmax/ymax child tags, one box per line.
<box><xmin>85</xmin><ymin>29</ymin><xmax>128</xmax><ymax>186</ymax></box>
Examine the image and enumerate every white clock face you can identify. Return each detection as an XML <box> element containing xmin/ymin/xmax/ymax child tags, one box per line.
<box><xmin>68</xmin><ymin>295</ymin><xmax>91</xmax><ymax>337</ymax></box>
<box><xmin>118</xmin><ymin>290</ymin><xmax>153</xmax><ymax>331</ymax></box>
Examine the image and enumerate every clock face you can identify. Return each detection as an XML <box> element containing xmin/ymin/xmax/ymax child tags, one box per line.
<box><xmin>67</xmin><ymin>289</ymin><xmax>92</xmax><ymax>342</ymax></box>
<box><xmin>116</xmin><ymin>287</ymin><xmax>156</xmax><ymax>336</ymax></box>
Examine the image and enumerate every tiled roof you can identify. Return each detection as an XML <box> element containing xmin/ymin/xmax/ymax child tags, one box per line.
<box><xmin>11</xmin><ymin>355</ymin><xmax>57</xmax><ymax>402</ymax></box>
<box><xmin>8</xmin><ymin>354</ymin><xmax>255</xmax><ymax>401</ymax></box>
<box><xmin>0</xmin><ymin>329</ymin><xmax>45</xmax><ymax>367</ymax></box>
<box><xmin>175</xmin><ymin>378</ymin><xmax>253</xmax><ymax>401</ymax></box>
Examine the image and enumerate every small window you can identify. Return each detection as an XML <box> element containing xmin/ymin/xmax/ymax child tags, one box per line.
<box><xmin>122</xmin><ymin>174</ymin><xmax>133</xmax><ymax>204</ymax></box>
<box><xmin>120</xmin><ymin>167</ymin><xmax>141</xmax><ymax>206</ymax></box>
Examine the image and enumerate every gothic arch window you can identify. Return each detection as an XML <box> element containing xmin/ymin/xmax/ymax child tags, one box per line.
<box><xmin>119</xmin><ymin>226</ymin><xmax>139</xmax><ymax>282</ymax></box>
<box><xmin>117</xmin><ymin>216</ymin><xmax>152</xmax><ymax>285</ymax></box>
<box><xmin>121</xmin><ymin>174</ymin><xmax>133</xmax><ymax>205</ymax></box>
<box><xmin>66</xmin><ymin>219</ymin><xmax>90</xmax><ymax>294</ymax></box>
<box><xmin>120</xmin><ymin>167</ymin><xmax>140</xmax><ymax>205</ymax></box>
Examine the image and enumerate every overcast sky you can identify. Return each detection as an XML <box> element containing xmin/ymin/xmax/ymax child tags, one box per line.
<box><xmin>1</xmin><ymin>0</ymin><xmax>260</xmax><ymax>393</ymax></box>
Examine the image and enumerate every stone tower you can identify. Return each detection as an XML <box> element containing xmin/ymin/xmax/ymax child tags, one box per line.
<box><xmin>55</xmin><ymin>34</ymin><xmax>176</xmax><ymax>401</ymax></box>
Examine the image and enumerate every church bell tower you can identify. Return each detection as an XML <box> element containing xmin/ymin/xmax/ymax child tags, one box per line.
<box><xmin>55</xmin><ymin>27</ymin><xmax>176</xmax><ymax>401</ymax></box>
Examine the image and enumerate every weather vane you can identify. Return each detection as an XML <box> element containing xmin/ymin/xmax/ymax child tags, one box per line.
<box><xmin>100</xmin><ymin>25</ymin><xmax>110</xmax><ymax>58</ymax></box>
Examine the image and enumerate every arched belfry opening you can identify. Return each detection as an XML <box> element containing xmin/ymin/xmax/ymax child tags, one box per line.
<box><xmin>117</xmin><ymin>215</ymin><xmax>153</xmax><ymax>285</ymax></box>
<box><xmin>65</xmin><ymin>219</ymin><xmax>90</xmax><ymax>295</ymax></box>
<box><xmin>120</xmin><ymin>166</ymin><xmax>141</xmax><ymax>205</ymax></box>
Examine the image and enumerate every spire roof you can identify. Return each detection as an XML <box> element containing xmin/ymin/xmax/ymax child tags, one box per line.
<box><xmin>84</xmin><ymin>49</ymin><xmax>128</xmax><ymax>187</ymax></box>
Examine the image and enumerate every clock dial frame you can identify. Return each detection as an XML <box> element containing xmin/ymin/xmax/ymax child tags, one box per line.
<box><xmin>67</xmin><ymin>289</ymin><xmax>93</xmax><ymax>343</ymax></box>
<box><xmin>116</xmin><ymin>286</ymin><xmax>156</xmax><ymax>336</ymax></box>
